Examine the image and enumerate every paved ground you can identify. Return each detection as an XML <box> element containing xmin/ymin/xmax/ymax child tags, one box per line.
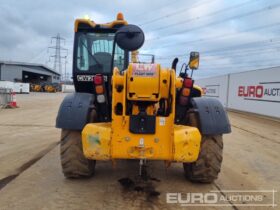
<box><xmin>0</xmin><ymin>93</ymin><xmax>62</xmax><ymax>180</ymax></box>
<box><xmin>0</xmin><ymin>93</ymin><xmax>279</xmax><ymax>210</ymax></box>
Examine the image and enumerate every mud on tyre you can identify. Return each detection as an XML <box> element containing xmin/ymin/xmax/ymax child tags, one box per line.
<box><xmin>60</xmin><ymin>130</ymin><xmax>96</xmax><ymax>178</ymax></box>
<box><xmin>183</xmin><ymin>111</ymin><xmax>223</xmax><ymax>183</ymax></box>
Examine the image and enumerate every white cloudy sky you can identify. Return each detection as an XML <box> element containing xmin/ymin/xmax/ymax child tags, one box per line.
<box><xmin>0</xmin><ymin>0</ymin><xmax>279</xmax><ymax>79</ymax></box>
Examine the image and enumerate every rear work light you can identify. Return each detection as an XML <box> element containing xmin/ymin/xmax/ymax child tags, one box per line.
<box><xmin>94</xmin><ymin>74</ymin><xmax>103</xmax><ymax>85</ymax></box>
<box><xmin>97</xmin><ymin>94</ymin><xmax>106</xmax><ymax>103</ymax></box>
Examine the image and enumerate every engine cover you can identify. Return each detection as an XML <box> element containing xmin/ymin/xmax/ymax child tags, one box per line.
<box><xmin>126</xmin><ymin>63</ymin><xmax>160</xmax><ymax>101</ymax></box>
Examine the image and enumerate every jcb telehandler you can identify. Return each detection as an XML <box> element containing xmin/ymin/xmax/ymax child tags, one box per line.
<box><xmin>56</xmin><ymin>13</ymin><xmax>231</xmax><ymax>183</ymax></box>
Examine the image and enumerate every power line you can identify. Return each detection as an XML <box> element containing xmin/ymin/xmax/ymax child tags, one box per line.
<box><xmin>28</xmin><ymin>48</ymin><xmax>48</xmax><ymax>63</ymax></box>
<box><xmin>157</xmin><ymin>38</ymin><xmax>280</xmax><ymax>60</ymax></box>
<box><xmin>201</xmin><ymin>44</ymin><xmax>280</xmax><ymax>58</ymax></box>
<box><xmin>194</xmin><ymin>65</ymin><xmax>280</xmax><ymax>79</ymax></box>
<box><xmin>162</xmin><ymin>48</ymin><xmax>280</xmax><ymax>67</ymax></box>
<box><xmin>201</xmin><ymin>57</ymin><xmax>279</xmax><ymax>66</ymax></box>
<box><xmin>202</xmin><ymin>39</ymin><xmax>280</xmax><ymax>54</ymax></box>
<box><xmin>150</xmin><ymin>0</ymin><xmax>258</xmax><ymax>32</ymax></box>
<box><xmin>201</xmin><ymin>48</ymin><xmax>280</xmax><ymax>61</ymax></box>
<box><xmin>133</xmin><ymin>0</ymin><xmax>180</xmax><ymax>18</ymax></box>
<box><xmin>147</xmin><ymin>3</ymin><xmax>280</xmax><ymax>41</ymax></box>
<box><xmin>139</xmin><ymin>0</ymin><xmax>216</xmax><ymax>26</ymax></box>
<box><xmin>145</xmin><ymin>22</ymin><xmax>280</xmax><ymax>50</ymax></box>
<box><xmin>195</xmin><ymin>57</ymin><xmax>280</xmax><ymax>71</ymax></box>
<box><xmin>201</xmin><ymin>63</ymin><xmax>280</xmax><ymax>71</ymax></box>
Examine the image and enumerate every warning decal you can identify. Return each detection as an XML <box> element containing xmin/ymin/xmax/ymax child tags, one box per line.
<box><xmin>159</xmin><ymin>117</ymin><xmax>165</xmax><ymax>126</ymax></box>
<box><xmin>132</xmin><ymin>63</ymin><xmax>157</xmax><ymax>77</ymax></box>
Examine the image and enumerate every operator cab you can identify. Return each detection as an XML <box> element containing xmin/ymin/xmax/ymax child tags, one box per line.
<box><xmin>73</xmin><ymin>13</ymin><xmax>129</xmax><ymax>93</ymax></box>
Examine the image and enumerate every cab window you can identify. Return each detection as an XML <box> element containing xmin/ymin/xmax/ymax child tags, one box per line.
<box><xmin>76</xmin><ymin>32</ymin><xmax>125</xmax><ymax>73</ymax></box>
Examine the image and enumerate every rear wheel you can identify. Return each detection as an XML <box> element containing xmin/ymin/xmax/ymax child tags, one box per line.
<box><xmin>60</xmin><ymin>129</ymin><xmax>96</xmax><ymax>178</ymax></box>
<box><xmin>183</xmin><ymin>135</ymin><xmax>223</xmax><ymax>183</ymax></box>
<box><xmin>183</xmin><ymin>110</ymin><xmax>223</xmax><ymax>183</ymax></box>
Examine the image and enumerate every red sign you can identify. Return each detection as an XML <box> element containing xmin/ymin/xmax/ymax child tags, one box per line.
<box><xmin>238</xmin><ymin>85</ymin><xmax>263</xmax><ymax>98</ymax></box>
<box><xmin>238</xmin><ymin>84</ymin><xmax>280</xmax><ymax>100</ymax></box>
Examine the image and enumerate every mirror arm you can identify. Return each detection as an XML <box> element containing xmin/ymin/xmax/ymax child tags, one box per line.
<box><xmin>110</xmin><ymin>35</ymin><xmax>118</xmax><ymax>74</ymax></box>
<box><xmin>171</xmin><ymin>58</ymin><xmax>179</xmax><ymax>72</ymax></box>
<box><xmin>152</xmin><ymin>55</ymin><xmax>155</xmax><ymax>63</ymax></box>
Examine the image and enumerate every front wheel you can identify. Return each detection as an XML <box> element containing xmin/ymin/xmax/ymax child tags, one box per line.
<box><xmin>60</xmin><ymin>129</ymin><xmax>96</xmax><ymax>178</ymax></box>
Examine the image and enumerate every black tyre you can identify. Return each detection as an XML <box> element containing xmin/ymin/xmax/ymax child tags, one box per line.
<box><xmin>60</xmin><ymin>129</ymin><xmax>96</xmax><ymax>178</ymax></box>
<box><xmin>183</xmin><ymin>110</ymin><xmax>223</xmax><ymax>183</ymax></box>
<box><xmin>183</xmin><ymin>135</ymin><xmax>223</xmax><ymax>183</ymax></box>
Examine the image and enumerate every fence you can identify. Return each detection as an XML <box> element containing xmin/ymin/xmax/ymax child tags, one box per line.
<box><xmin>62</xmin><ymin>85</ymin><xmax>75</xmax><ymax>93</ymax></box>
<box><xmin>0</xmin><ymin>81</ymin><xmax>29</xmax><ymax>93</ymax></box>
<box><xmin>195</xmin><ymin>67</ymin><xmax>280</xmax><ymax>119</ymax></box>
<box><xmin>0</xmin><ymin>88</ymin><xmax>12</xmax><ymax>108</ymax></box>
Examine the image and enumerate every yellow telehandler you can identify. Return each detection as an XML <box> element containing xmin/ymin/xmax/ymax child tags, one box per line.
<box><xmin>56</xmin><ymin>13</ymin><xmax>231</xmax><ymax>183</ymax></box>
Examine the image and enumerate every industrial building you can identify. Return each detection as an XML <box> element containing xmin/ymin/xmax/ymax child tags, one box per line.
<box><xmin>0</xmin><ymin>61</ymin><xmax>60</xmax><ymax>83</ymax></box>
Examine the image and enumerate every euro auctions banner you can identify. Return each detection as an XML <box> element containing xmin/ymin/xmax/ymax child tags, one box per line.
<box><xmin>195</xmin><ymin>75</ymin><xmax>229</xmax><ymax>107</ymax></box>
<box><xmin>195</xmin><ymin>67</ymin><xmax>280</xmax><ymax>118</ymax></box>
<box><xmin>228</xmin><ymin>67</ymin><xmax>280</xmax><ymax>118</ymax></box>
<box><xmin>237</xmin><ymin>83</ymin><xmax>280</xmax><ymax>102</ymax></box>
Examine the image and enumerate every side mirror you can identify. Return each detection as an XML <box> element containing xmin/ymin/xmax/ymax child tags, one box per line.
<box><xmin>189</xmin><ymin>52</ymin><xmax>199</xmax><ymax>70</ymax></box>
<box><xmin>115</xmin><ymin>24</ymin><xmax>145</xmax><ymax>51</ymax></box>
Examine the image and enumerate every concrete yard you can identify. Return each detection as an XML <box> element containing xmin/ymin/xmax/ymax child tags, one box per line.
<box><xmin>0</xmin><ymin>93</ymin><xmax>279</xmax><ymax>210</ymax></box>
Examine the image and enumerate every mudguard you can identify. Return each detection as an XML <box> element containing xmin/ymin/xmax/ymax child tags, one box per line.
<box><xmin>191</xmin><ymin>97</ymin><xmax>231</xmax><ymax>135</ymax></box>
<box><xmin>56</xmin><ymin>93</ymin><xmax>95</xmax><ymax>130</ymax></box>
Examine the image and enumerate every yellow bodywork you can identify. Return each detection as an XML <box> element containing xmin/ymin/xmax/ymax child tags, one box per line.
<box><xmin>82</xmin><ymin>63</ymin><xmax>201</xmax><ymax>163</ymax></box>
<box><xmin>82</xmin><ymin>121</ymin><xmax>201</xmax><ymax>162</ymax></box>
<box><xmin>193</xmin><ymin>84</ymin><xmax>204</xmax><ymax>96</ymax></box>
<box><xmin>74</xmin><ymin>12</ymin><xmax>128</xmax><ymax>32</ymax></box>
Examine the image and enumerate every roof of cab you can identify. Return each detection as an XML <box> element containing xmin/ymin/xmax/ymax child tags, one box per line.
<box><xmin>74</xmin><ymin>13</ymin><xmax>128</xmax><ymax>32</ymax></box>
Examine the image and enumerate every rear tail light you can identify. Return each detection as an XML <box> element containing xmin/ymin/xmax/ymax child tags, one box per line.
<box><xmin>95</xmin><ymin>85</ymin><xmax>104</xmax><ymax>94</ymax></box>
<box><xmin>183</xmin><ymin>78</ymin><xmax>193</xmax><ymax>88</ymax></box>
<box><xmin>94</xmin><ymin>74</ymin><xmax>103</xmax><ymax>85</ymax></box>
<box><xmin>182</xmin><ymin>88</ymin><xmax>191</xmax><ymax>96</ymax></box>
<box><xmin>93</xmin><ymin>74</ymin><xmax>106</xmax><ymax>104</ymax></box>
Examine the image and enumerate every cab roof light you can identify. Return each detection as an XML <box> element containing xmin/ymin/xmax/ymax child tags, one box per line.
<box><xmin>83</xmin><ymin>15</ymin><xmax>90</xmax><ymax>20</ymax></box>
<box><xmin>117</xmin><ymin>12</ymin><xmax>124</xmax><ymax>20</ymax></box>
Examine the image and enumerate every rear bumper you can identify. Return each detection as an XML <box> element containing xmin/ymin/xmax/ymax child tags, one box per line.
<box><xmin>82</xmin><ymin>122</ymin><xmax>201</xmax><ymax>163</ymax></box>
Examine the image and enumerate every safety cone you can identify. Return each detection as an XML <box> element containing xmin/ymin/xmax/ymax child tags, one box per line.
<box><xmin>7</xmin><ymin>92</ymin><xmax>18</xmax><ymax>108</ymax></box>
